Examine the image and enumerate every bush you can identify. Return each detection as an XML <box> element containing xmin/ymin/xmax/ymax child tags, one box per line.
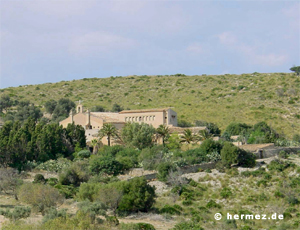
<box><xmin>33</xmin><ymin>174</ymin><xmax>46</xmax><ymax>184</ymax></box>
<box><xmin>42</xmin><ymin>207</ymin><xmax>67</xmax><ymax>223</ymax></box>
<box><xmin>157</xmin><ymin>162</ymin><xmax>176</xmax><ymax>182</ymax></box>
<box><xmin>76</xmin><ymin>182</ymin><xmax>102</xmax><ymax>202</ymax></box>
<box><xmin>220</xmin><ymin>187</ymin><xmax>232</xmax><ymax>199</ymax></box>
<box><xmin>200</xmin><ymin>139</ymin><xmax>223</xmax><ymax>155</ymax></box>
<box><xmin>117</xmin><ymin>177</ymin><xmax>156</xmax><ymax>212</ymax></box>
<box><xmin>171</xmin><ymin>221</ymin><xmax>204</xmax><ymax>230</ymax></box>
<box><xmin>77</xmin><ymin>150</ymin><xmax>91</xmax><ymax>159</ymax></box>
<box><xmin>89</xmin><ymin>155</ymin><xmax>123</xmax><ymax>176</ymax></box>
<box><xmin>241</xmin><ymin>168</ymin><xmax>270</xmax><ymax>178</ymax></box>
<box><xmin>77</xmin><ymin>201</ymin><xmax>107</xmax><ymax>222</ymax></box>
<box><xmin>36</xmin><ymin>158</ymin><xmax>72</xmax><ymax>172</ymax></box>
<box><xmin>278</xmin><ymin>150</ymin><xmax>288</xmax><ymax>159</ymax></box>
<box><xmin>139</xmin><ymin>145</ymin><xmax>167</xmax><ymax>170</ymax></box>
<box><xmin>206</xmin><ymin>200</ymin><xmax>221</xmax><ymax>209</ymax></box>
<box><xmin>182</xmin><ymin>200</ymin><xmax>193</xmax><ymax>206</ymax></box>
<box><xmin>18</xmin><ymin>183</ymin><xmax>64</xmax><ymax>215</ymax></box>
<box><xmin>159</xmin><ymin>204</ymin><xmax>182</xmax><ymax>215</ymax></box>
<box><xmin>267</xmin><ymin>159</ymin><xmax>295</xmax><ymax>172</ymax></box>
<box><xmin>47</xmin><ymin>178</ymin><xmax>58</xmax><ymax>186</ymax></box>
<box><xmin>120</xmin><ymin>223</ymin><xmax>156</xmax><ymax>230</ymax></box>
<box><xmin>54</xmin><ymin>184</ymin><xmax>78</xmax><ymax>199</ymax></box>
<box><xmin>221</xmin><ymin>142</ymin><xmax>255</xmax><ymax>168</ymax></box>
<box><xmin>0</xmin><ymin>206</ymin><xmax>31</xmax><ymax>221</ymax></box>
<box><xmin>59</xmin><ymin>161</ymin><xmax>90</xmax><ymax>186</ymax></box>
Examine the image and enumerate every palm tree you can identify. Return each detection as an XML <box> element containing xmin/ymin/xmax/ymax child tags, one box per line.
<box><xmin>156</xmin><ymin>124</ymin><xmax>170</xmax><ymax>146</ymax></box>
<box><xmin>98</xmin><ymin>123</ymin><xmax>119</xmax><ymax>146</ymax></box>
<box><xmin>198</xmin><ymin>129</ymin><xmax>213</xmax><ymax>141</ymax></box>
<box><xmin>180</xmin><ymin>129</ymin><xmax>195</xmax><ymax>144</ymax></box>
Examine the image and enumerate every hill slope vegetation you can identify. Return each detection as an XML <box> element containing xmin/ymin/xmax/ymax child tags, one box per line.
<box><xmin>1</xmin><ymin>72</ymin><xmax>299</xmax><ymax>137</ymax></box>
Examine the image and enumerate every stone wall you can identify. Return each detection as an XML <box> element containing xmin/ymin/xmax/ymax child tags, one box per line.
<box><xmin>255</xmin><ymin>147</ymin><xmax>300</xmax><ymax>159</ymax></box>
<box><xmin>120</xmin><ymin>161</ymin><xmax>216</xmax><ymax>181</ymax></box>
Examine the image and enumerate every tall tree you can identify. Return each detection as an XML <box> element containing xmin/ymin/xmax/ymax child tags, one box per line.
<box><xmin>290</xmin><ymin>66</ymin><xmax>300</xmax><ymax>76</ymax></box>
<box><xmin>121</xmin><ymin>122</ymin><xmax>156</xmax><ymax>149</ymax></box>
<box><xmin>44</xmin><ymin>99</ymin><xmax>57</xmax><ymax>114</ymax></box>
<box><xmin>0</xmin><ymin>95</ymin><xmax>12</xmax><ymax>113</ymax></box>
<box><xmin>98</xmin><ymin>123</ymin><xmax>119</xmax><ymax>146</ymax></box>
<box><xmin>156</xmin><ymin>124</ymin><xmax>170</xmax><ymax>146</ymax></box>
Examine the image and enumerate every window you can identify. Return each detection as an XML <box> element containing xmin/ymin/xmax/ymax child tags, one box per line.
<box><xmin>149</xmin><ymin>116</ymin><xmax>152</xmax><ymax>121</ymax></box>
<box><xmin>153</xmin><ymin>115</ymin><xmax>155</xmax><ymax>121</ymax></box>
<box><xmin>139</xmin><ymin>116</ymin><xmax>142</xmax><ymax>121</ymax></box>
<box><xmin>125</xmin><ymin>117</ymin><xmax>127</xmax><ymax>122</ymax></box>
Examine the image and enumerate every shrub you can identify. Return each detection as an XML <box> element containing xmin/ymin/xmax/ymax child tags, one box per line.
<box><xmin>77</xmin><ymin>150</ymin><xmax>91</xmax><ymax>159</ymax></box>
<box><xmin>206</xmin><ymin>200</ymin><xmax>221</xmax><ymax>209</ymax></box>
<box><xmin>77</xmin><ymin>201</ymin><xmax>106</xmax><ymax>222</ymax></box>
<box><xmin>42</xmin><ymin>207</ymin><xmax>67</xmax><ymax>223</ymax></box>
<box><xmin>286</xmin><ymin>194</ymin><xmax>300</xmax><ymax>205</ymax></box>
<box><xmin>33</xmin><ymin>174</ymin><xmax>46</xmax><ymax>184</ymax></box>
<box><xmin>274</xmin><ymin>190</ymin><xmax>285</xmax><ymax>198</ymax></box>
<box><xmin>36</xmin><ymin>158</ymin><xmax>71</xmax><ymax>172</ymax></box>
<box><xmin>160</xmin><ymin>204</ymin><xmax>181</xmax><ymax>215</ymax></box>
<box><xmin>59</xmin><ymin>161</ymin><xmax>90</xmax><ymax>186</ymax></box>
<box><xmin>0</xmin><ymin>168</ymin><xmax>23</xmax><ymax>200</ymax></box>
<box><xmin>171</xmin><ymin>221</ymin><xmax>204</xmax><ymax>230</ymax></box>
<box><xmin>89</xmin><ymin>155</ymin><xmax>123</xmax><ymax>176</ymax></box>
<box><xmin>267</xmin><ymin>159</ymin><xmax>295</xmax><ymax>172</ymax></box>
<box><xmin>220</xmin><ymin>187</ymin><xmax>232</xmax><ymax>199</ymax></box>
<box><xmin>18</xmin><ymin>183</ymin><xmax>64</xmax><ymax>215</ymax></box>
<box><xmin>257</xmin><ymin>179</ymin><xmax>268</xmax><ymax>187</ymax></box>
<box><xmin>278</xmin><ymin>150</ymin><xmax>288</xmax><ymax>159</ymax></box>
<box><xmin>221</xmin><ymin>142</ymin><xmax>255</xmax><ymax>168</ymax></box>
<box><xmin>283</xmin><ymin>212</ymin><xmax>292</xmax><ymax>219</ymax></box>
<box><xmin>182</xmin><ymin>200</ymin><xmax>193</xmax><ymax>206</ymax></box>
<box><xmin>76</xmin><ymin>182</ymin><xmax>102</xmax><ymax>202</ymax></box>
<box><xmin>139</xmin><ymin>145</ymin><xmax>167</xmax><ymax>170</ymax></box>
<box><xmin>157</xmin><ymin>162</ymin><xmax>176</xmax><ymax>182</ymax></box>
<box><xmin>54</xmin><ymin>184</ymin><xmax>77</xmax><ymax>199</ymax></box>
<box><xmin>0</xmin><ymin>206</ymin><xmax>31</xmax><ymax>221</ymax></box>
<box><xmin>200</xmin><ymin>139</ymin><xmax>223</xmax><ymax>155</ymax></box>
<box><xmin>117</xmin><ymin>177</ymin><xmax>156</xmax><ymax>212</ymax></box>
<box><xmin>120</xmin><ymin>223</ymin><xmax>156</xmax><ymax>230</ymax></box>
<box><xmin>47</xmin><ymin>178</ymin><xmax>58</xmax><ymax>186</ymax></box>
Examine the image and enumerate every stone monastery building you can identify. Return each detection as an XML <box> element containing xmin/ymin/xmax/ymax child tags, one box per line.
<box><xmin>59</xmin><ymin>103</ymin><xmax>180</xmax><ymax>145</ymax></box>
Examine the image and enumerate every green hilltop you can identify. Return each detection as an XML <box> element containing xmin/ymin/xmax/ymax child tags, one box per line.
<box><xmin>1</xmin><ymin>72</ymin><xmax>300</xmax><ymax>137</ymax></box>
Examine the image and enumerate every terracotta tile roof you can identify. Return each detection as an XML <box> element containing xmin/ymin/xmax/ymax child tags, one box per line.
<box><xmin>119</xmin><ymin>108</ymin><xmax>172</xmax><ymax>114</ymax></box>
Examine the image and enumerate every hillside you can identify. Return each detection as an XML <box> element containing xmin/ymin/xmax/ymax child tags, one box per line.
<box><xmin>1</xmin><ymin>72</ymin><xmax>299</xmax><ymax>137</ymax></box>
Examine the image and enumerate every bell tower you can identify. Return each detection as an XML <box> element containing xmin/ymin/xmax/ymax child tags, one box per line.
<box><xmin>76</xmin><ymin>101</ymin><xmax>83</xmax><ymax>113</ymax></box>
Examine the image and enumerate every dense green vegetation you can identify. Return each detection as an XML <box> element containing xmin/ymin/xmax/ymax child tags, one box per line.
<box><xmin>1</xmin><ymin>72</ymin><xmax>300</xmax><ymax>137</ymax></box>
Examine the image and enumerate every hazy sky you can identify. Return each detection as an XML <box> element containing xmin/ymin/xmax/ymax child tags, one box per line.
<box><xmin>1</xmin><ymin>0</ymin><xmax>299</xmax><ymax>88</ymax></box>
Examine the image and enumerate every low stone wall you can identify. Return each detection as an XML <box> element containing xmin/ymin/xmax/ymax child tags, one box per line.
<box><xmin>255</xmin><ymin>147</ymin><xmax>300</xmax><ymax>159</ymax></box>
<box><xmin>122</xmin><ymin>161</ymin><xmax>216</xmax><ymax>181</ymax></box>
